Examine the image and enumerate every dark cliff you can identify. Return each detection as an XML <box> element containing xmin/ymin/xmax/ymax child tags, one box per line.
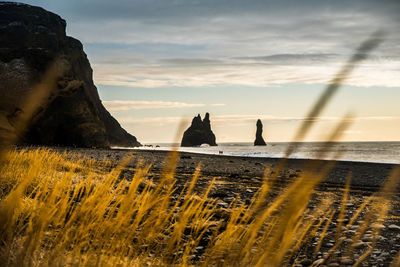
<box><xmin>254</xmin><ymin>119</ymin><xmax>266</xmax><ymax>146</ymax></box>
<box><xmin>181</xmin><ymin>113</ymin><xmax>217</xmax><ymax>147</ymax></box>
<box><xmin>0</xmin><ymin>2</ymin><xmax>140</xmax><ymax>147</ymax></box>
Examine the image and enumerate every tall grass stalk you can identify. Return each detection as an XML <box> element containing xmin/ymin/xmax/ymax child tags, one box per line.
<box><xmin>0</xmin><ymin>147</ymin><xmax>398</xmax><ymax>266</ymax></box>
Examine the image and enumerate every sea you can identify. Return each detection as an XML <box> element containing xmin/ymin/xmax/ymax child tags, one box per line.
<box><xmin>127</xmin><ymin>142</ymin><xmax>400</xmax><ymax>164</ymax></box>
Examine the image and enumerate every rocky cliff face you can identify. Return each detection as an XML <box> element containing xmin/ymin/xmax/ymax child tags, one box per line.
<box><xmin>254</xmin><ymin>119</ymin><xmax>266</xmax><ymax>146</ymax></box>
<box><xmin>181</xmin><ymin>113</ymin><xmax>217</xmax><ymax>147</ymax></box>
<box><xmin>0</xmin><ymin>2</ymin><xmax>140</xmax><ymax>147</ymax></box>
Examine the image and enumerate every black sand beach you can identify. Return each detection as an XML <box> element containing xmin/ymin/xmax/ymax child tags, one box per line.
<box><xmin>62</xmin><ymin>147</ymin><xmax>397</xmax><ymax>192</ymax></box>
<box><xmin>25</xmin><ymin>147</ymin><xmax>400</xmax><ymax>265</ymax></box>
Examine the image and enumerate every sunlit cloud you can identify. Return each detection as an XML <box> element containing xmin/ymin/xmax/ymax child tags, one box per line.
<box><xmin>67</xmin><ymin>0</ymin><xmax>400</xmax><ymax>89</ymax></box>
<box><xmin>92</xmin><ymin>57</ymin><xmax>400</xmax><ymax>88</ymax></box>
<box><xmin>118</xmin><ymin>115</ymin><xmax>400</xmax><ymax>125</ymax></box>
<box><xmin>102</xmin><ymin>100</ymin><xmax>206</xmax><ymax>111</ymax></box>
<box><xmin>210</xmin><ymin>103</ymin><xmax>226</xmax><ymax>107</ymax></box>
<box><xmin>342</xmin><ymin>130</ymin><xmax>363</xmax><ymax>134</ymax></box>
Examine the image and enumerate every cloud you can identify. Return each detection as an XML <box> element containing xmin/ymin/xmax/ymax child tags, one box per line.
<box><xmin>92</xmin><ymin>56</ymin><xmax>400</xmax><ymax>88</ymax></box>
<box><xmin>210</xmin><ymin>103</ymin><xmax>226</xmax><ymax>107</ymax></box>
<box><xmin>14</xmin><ymin>0</ymin><xmax>400</xmax><ymax>89</ymax></box>
<box><xmin>118</xmin><ymin>115</ymin><xmax>400</xmax><ymax>125</ymax></box>
<box><xmin>234</xmin><ymin>53</ymin><xmax>340</xmax><ymax>64</ymax></box>
<box><xmin>102</xmin><ymin>100</ymin><xmax>226</xmax><ymax>111</ymax></box>
<box><xmin>342</xmin><ymin>130</ymin><xmax>363</xmax><ymax>134</ymax></box>
<box><xmin>102</xmin><ymin>100</ymin><xmax>205</xmax><ymax>111</ymax></box>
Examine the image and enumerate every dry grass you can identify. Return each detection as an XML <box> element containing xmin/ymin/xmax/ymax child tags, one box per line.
<box><xmin>0</xmin><ymin>147</ymin><xmax>399</xmax><ymax>267</ymax></box>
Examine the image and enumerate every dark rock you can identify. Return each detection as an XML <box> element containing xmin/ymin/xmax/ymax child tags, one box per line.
<box><xmin>0</xmin><ymin>2</ymin><xmax>140</xmax><ymax>148</ymax></box>
<box><xmin>181</xmin><ymin>113</ymin><xmax>217</xmax><ymax>147</ymax></box>
<box><xmin>301</xmin><ymin>259</ymin><xmax>313</xmax><ymax>266</ymax></box>
<box><xmin>254</xmin><ymin>119</ymin><xmax>266</xmax><ymax>146</ymax></box>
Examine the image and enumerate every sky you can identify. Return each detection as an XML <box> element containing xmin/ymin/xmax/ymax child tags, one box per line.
<box><xmin>9</xmin><ymin>0</ymin><xmax>400</xmax><ymax>143</ymax></box>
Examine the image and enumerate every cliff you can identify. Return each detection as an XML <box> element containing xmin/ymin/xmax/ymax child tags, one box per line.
<box><xmin>254</xmin><ymin>119</ymin><xmax>266</xmax><ymax>146</ymax></box>
<box><xmin>181</xmin><ymin>113</ymin><xmax>217</xmax><ymax>147</ymax></box>
<box><xmin>0</xmin><ymin>2</ymin><xmax>140</xmax><ymax>147</ymax></box>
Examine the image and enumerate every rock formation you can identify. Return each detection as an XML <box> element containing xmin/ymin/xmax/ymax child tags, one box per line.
<box><xmin>254</xmin><ymin>119</ymin><xmax>266</xmax><ymax>146</ymax></box>
<box><xmin>181</xmin><ymin>113</ymin><xmax>217</xmax><ymax>147</ymax></box>
<box><xmin>0</xmin><ymin>2</ymin><xmax>140</xmax><ymax>147</ymax></box>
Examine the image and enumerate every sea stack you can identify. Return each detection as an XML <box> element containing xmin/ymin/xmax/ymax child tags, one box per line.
<box><xmin>181</xmin><ymin>113</ymin><xmax>217</xmax><ymax>147</ymax></box>
<box><xmin>0</xmin><ymin>3</ymin><xmax>140</xmax><ymax>148</ymax></box>
<box><xmin>254</xmin><ymin>119</ymin><xmax>267</xmax><ymax>146</ymax></box>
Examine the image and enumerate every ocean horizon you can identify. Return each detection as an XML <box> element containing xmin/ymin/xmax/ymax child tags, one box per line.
<box><xmin>125</xmin><ymin>141</ymin><xmax>400</xmax><ymax>164</ymax></box>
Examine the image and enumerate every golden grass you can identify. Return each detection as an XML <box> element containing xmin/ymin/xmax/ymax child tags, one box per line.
<box><xmin>0</xmin><ymin>148</ymin><xmax>399</xmax><ymax>267</ymax></box>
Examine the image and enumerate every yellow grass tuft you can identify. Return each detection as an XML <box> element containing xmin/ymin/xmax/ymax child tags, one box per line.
<box><xmin>0</xmin><ymin>147</ymin><xmax>399</xmax><ymax>266</ymax></box>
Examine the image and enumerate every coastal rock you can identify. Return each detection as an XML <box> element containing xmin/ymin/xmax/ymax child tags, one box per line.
<box><xmin>254</xmin><ymin>119</ymin><xmax>266</xmax><ymax>146</ymax></box>
<box><xmin>181</xmin><ymin>113</ymin><xmax>217</xmax><ymax>147</ymax></box>
<box><xmin>0</xmin><ymin>2</ymin><xmax>140</xmax><ymax>147</ymax></box>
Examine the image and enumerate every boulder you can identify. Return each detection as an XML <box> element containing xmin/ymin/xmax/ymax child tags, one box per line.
<box><xmin>254</xmin><ymin>119</ymin><xmax>266</xmax><ymax>146</ymax></box>
<box><xmin>181</xmin><ymin>113</ymin><xmax>217</xmax><ymax>147</ymax></box>
<box><xmin>0</xmin><ymin>2</ymin><xmax>140</xmax><ymax>148</ymax></box>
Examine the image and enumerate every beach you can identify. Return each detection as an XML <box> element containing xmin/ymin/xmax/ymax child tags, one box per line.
<box><xmin>13</xmin><ymin>146</ymin><xmax>400</xmax><ymax>265</ymax></box>
<box><xmin>62</xmin><ymin>147</ymin><xmax>397</xmax><ymax>192</ymax></box>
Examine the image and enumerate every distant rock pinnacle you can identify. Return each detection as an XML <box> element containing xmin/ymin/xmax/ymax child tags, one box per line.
<box><xmin>254</xmin><ymin>119</ymin><xmax>266</xmax><ymax>146</ymax></box>
<box><xmin>181</xmin><ymin>113</ymin><xmax>217</xmax><ymax>147</ymax></box>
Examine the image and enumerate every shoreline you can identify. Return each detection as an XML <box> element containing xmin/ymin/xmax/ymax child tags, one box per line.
<box><xmin>114</xmin><ymin>142</ymin><xmax>400</xmax><ymax>165</ymax></box>
<box><xmin>45</xmin><ymin>146</ymin><xmax>399</xmax><ymax>192</ymax></box>
<box><xmin>123</xmin><ymin>146</ymin><xmax>400</xmax><ymax>165</ymax></box>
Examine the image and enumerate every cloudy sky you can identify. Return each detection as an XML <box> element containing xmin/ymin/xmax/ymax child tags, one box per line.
<box><xmin>12</xmin><ymin>0</ymin><xmax>400</xmax><ymax>143</ymax></box>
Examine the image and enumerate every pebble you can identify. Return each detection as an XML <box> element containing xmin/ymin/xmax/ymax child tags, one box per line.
<box><xmin>324</xmin><ymin>242</ymin><xmax>334</xmax><ymax>248</ymax></box>
<box><xmin>340</xmin><ymin>257</ymin><xmax>354</xmax><ymax>265</ymax></box>
<box><xmin>379</xmin><ymin>252</ymin><xmax>389</xmax><ymax>258</ymax></box>
<box><xmin>371</xmin><ymin>223</ymin><xmax>385</xmax><ymax>229</ymax></box>
<box><xmin>312</xmin><ymin>259</ymin><xmax>324</xmax><ymax>265</ymax></box>
<box><xmin>377</xmin><ymin>235</ymin><xmax>386</xmax><ymax>242</ymax></box>
<box><xmin>362</xmin><ymin>235</ymin><xmax>372</xmax><ymax>242</ymax></box>
<box><xmin>352</xmin><ymin>241</ymin><xmax>366</xmax><ymax>249</ymax></box>
<box><xmin>301</xmin><ymin>259</ymin><xmax>312</xmax><ymax>266</ymax></box>
<box><xmin>217</xmin><ymin>201</ymin><xmax>229</xmax><ymax>208</ymax></box>
<box><xmin>388</xmin><ymin>224</ymin><xmax>400</xmax><ymax>231</ymax></box>
<box><xmin>349</xmin><ymin>225</ymin><xmax>359</xmax><ymax>230</ymax></box>
<box><xmin>372</xmin><ymin>249</ymin><xmax>381</xmax><ymax>255</ymax></box>
<box><xmin>223</xmin><ymin>196</ymin><xmax>235</xmax><ymax>202</ymax></box>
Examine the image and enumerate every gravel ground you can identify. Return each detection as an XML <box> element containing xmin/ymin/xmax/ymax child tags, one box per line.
<box><xmin>52</xmin><ymin>147</ymin><xmax>400</xmax><ymax>266</ymax></box>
